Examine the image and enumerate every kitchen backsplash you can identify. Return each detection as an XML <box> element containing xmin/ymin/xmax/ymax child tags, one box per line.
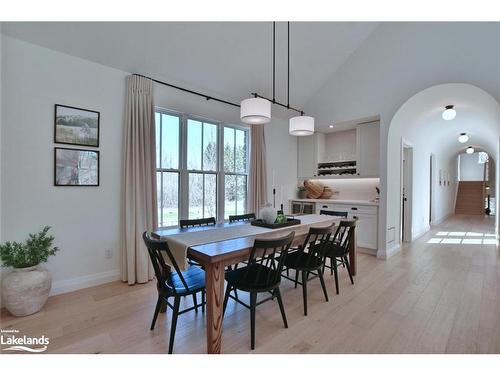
<box><xmin>305</xmin><ymin>178</ymin><xmax>380</xmax><ymax>201</ymax></box>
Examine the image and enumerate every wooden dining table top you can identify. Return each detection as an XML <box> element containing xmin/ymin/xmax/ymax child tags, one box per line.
<box><xmin>152</xmin><ymin>214</ymin><xmax>342</xmax><ymax>265</ymax></box>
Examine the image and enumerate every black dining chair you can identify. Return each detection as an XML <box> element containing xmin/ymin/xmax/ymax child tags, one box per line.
<box><xmin>179</xmin><ymin>217</ymin><xmax>216</xmax><ymax>268</ymax></box>
<box><xmin>142</xmin><ymin>232</ymin><xmax>206</xmax><ymax>354</ymax></box>
<box><xmin>281</xmin><ymin>224</ymin><xmax>334</xmax><ymax>316</ymax></box>
<box><xmin>322</xmin><ymin>220</ymin><xmax>356</xmax><ymax>295</ymax></box>
<box><xmin>229</xmin><ymin>213</ymin><xmax>256</xmax><ymax>223</ymax></box>
<box><xmin>319</xmin><ymin>209</ymin><xmax>348</xmax><ymax>218</ymax></box>
<box><xmin>179</xmin><ymin>217</ymin><xmax>216</xmax><ymax>229</ymax></box>
<box><xmin>223</xmin><ymin>231</ymin><xmax>295</xmax><ymax>350</ymax></box>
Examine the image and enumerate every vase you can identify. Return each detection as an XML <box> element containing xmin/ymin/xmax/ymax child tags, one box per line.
<box><xmin>2</xmin><ymin>265</ymin><xmax>52</xmax><ymax>316</ymax></box>
<box><xmin>260</xmin><ymin>203</ymin><xmax>277</xmax><ymax>224</ymax></box>
<box><xmin>298</xmin><ymin>190</ymin><xmax>307</xmax><ymax>199</ymax></box>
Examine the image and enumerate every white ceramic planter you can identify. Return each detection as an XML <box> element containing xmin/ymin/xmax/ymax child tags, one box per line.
<box><xmin>2</xmin><ymin>265</ymin><xmax>52</xmax><ymax>316</ymax></box>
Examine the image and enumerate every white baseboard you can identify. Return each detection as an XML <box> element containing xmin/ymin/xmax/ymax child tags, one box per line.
<box><xmin>432</xmin><ymin>212</ymin><xmax>452</xmax><ymax>226</ymax></box>
<box><xmin>377</xmin><ymin>242</ymin><xmax>400</xmax><ymax>259</ymax></box>
<box><xmin>50</xmin><ymin>269</ymin><xmax>121</xmax><ymax>296</ymax></box>
<box><xmin>412</xmin><ymin>223</ymin><xmax>431</xmax><ymax>241</ymax></box>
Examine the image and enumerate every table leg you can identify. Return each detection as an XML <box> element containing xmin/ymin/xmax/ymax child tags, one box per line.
<box><xmin>205</xmin><ymin>261</ymin><xmax>225</xmax><ymax>354</ymax></box>
<box><xmin>349</xmin><ymin>229</ymin><xmax>357</xmax><ymax>276</ymax></box>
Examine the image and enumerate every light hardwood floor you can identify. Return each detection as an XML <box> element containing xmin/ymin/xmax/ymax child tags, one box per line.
<box><xmin>1</xmin><ymin>214</ymin><xmax>499</xmax><ymax>354</ymax></box>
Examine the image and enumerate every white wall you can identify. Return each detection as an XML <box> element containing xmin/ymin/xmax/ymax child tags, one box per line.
<box><xmin>0</xmin><ymin>35</ymin><xmax>298</xmax><ymax>295</ymax></box>
<box><xmin>1</xmin><ymin>35</ymin><xmax>127</xmax><ymax>294</ymax></box>
<box><xmin>305</xmin><ymin>23</ymin><xmax>500</xmax><ymax>257</ymax></box>
<box><xmin>459</xmin><ymin>153</ymin><xmax>484</xmax><ymax>181</ymax></box>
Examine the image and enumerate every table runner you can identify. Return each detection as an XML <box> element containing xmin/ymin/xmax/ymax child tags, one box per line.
<box><xmin>162</xmin><ymin>215</ymin><xmax>336</xmax><ymax>270</ymax></box>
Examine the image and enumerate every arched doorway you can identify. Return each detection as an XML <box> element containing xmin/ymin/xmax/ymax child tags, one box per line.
<box><xmin>384</xmin><ymin>83</ymin><xmax>500</xmax><ymax>255</ymax></box>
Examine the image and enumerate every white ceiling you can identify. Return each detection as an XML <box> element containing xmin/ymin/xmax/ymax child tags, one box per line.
<box><xmin>391</xmin><ymin>83</ymin><xmax>500</xmax><ymax>159</ymax></box>
<box><xmin>1</xmin><ymin>22</ymin><xmax>379</xmax><ymax>107</ymax></box>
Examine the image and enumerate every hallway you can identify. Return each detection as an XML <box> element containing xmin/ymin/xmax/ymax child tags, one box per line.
<box><xmin>1</xmin><ymin>215</ymin><xmax>498</xmax><ymax>354</ymax></box>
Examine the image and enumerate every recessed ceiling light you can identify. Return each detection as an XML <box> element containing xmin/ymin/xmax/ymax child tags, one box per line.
<box><xmin>458</xmin><ymin>133</ymin><xmax>469</xmax><ymax>143</ymax></box>
<box><xmin>442</xmin><ymin>105</ymin><xmax>456</xmax><ymax>121</ymax></box>
<box><xmin>466</xmin><ymin>146</ymin><xmax>474</xmax><ymax>154</ymax></box>
<box><xmin>329</xmin><ymin>125</ymin><xmax>334</xmax><ymax>128</ymax></box>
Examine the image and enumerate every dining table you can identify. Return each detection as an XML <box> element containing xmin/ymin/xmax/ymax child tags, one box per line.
<box><xmin>152</xmin><ymin>214</ymin><xmax>357</xmax><ymax>354</ymax></box>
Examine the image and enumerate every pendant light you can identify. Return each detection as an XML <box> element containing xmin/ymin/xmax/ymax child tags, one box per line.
<box><xmin>241</xmin><ymin>22</ymin><xmax>314</xmax><ymax>135</ymax></box>
<box><xmin>457</xmin><ymin>133</ymin><xmax>469</xmax><ymax>143</ymax></box>
<box><xmin>289</xmin><ymin>114</ymin><xmax>314</xmax><ymax>136</ymax></box>
<box><xmin>442</xmin><ymin>105</ymin><xmax>456</xmax><ymax>121</ymax></box>
<box><xmin>466</xmin><ymin>146</ymin><xmax>474</xmax><ymax>154</ymax></box>
<box><xmin>240</xmin><ymin>96</ymin><xmax>271</xmax><ymax>124</ymax></box>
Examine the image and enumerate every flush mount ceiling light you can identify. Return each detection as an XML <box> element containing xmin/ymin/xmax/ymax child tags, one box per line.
<box><xmin>466</xmin><ymin>146</ymin><xmax>475</xmax><ymax>154</ymax></box>
<box><xmin>442</xmin><ymin>105</ymin><xmax>456</xmax><ymax>121</ymax></box>
<box><xmin>458</xmin><ymin>133</ymin><xmax>469</xmax><ymax>143</ymax></box>
<box><xmin>329</xmin><ymin>125</ymin><xmax>334</xmax><ymax>128</ymax></box>
<box><xmin>241</xmin><ymin>22</ymin><xmax>314</xmax><ymax>136</ymax></box>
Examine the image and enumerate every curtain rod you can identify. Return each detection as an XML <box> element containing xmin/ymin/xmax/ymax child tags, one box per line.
<box><xmin>132</xmin><ymin>73</ymin><xmax>241</xmax><ymax>108</ymax></box>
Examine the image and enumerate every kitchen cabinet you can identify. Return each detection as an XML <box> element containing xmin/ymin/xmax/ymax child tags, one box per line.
<box><xmin>297</xmin><ymin>133</ymin><xmax>325</xmax><ymax>178</ymax></box>
<box><xmin>296</xmin><ymin>121</ymin><xmax>379</xmax><ymax>179</ymax></box>
<box><xmin>316</xmin><ymin>203</ymin><xmax>378</xmax><ymax>249</ymax></box>
<box><xmin>356</xmin><ymin>122</ymin><xmax>380</xmax><ymax>176</ymax></box>
<box><xmin>291</xmin><ymin>201</ymin><xmax>316</xmax><ymax>215</ymax></box>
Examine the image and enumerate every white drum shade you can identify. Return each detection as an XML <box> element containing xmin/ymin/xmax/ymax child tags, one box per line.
<box><xmin>289</xmin><ymin>115</ymin><xmax>314</xmax><ymax>136</ymax></box>
<box><xmin>240</xmin><ymin>97</ymin><xmax>271</xmax><ymax>124</ymax></box>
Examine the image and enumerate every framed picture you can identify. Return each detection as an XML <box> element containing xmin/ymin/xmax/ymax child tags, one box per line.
<box><xmin>54</xmin><ymin>147</ymin><xmax>99</xmax><ymax>186</ymax></box>
<box><xmin>54</xmin><ymin>104</ymin><xmax>100</xmax><ymax>147</ymax></box>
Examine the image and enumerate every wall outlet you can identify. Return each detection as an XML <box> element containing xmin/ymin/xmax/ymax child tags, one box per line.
<box><xmin>104</xmin><ymin>248</ymin><xmax>113</xmax><ymax>259</ymax></box>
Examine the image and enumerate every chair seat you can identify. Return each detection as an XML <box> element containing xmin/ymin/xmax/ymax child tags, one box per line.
<box><xmin>225</xmin><ymin>263</ymin><xmax>280</xmax><ymax>292</ymax></box>
<box><xmin>283</xmin><ymin>250</ymin><xmax>323</xmax><ymax>270</ymax></box>
<box><xmin>323</xmin><ymin>243</ymin><xmax>346</xmax><ymax>258</ymax></box>
<box><xmin>165</xmin><ymin>266</ymin><xmax>206</xmax><ymax>295</ymax></box>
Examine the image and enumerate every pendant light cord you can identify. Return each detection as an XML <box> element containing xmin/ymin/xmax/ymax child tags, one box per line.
<box><xmin>272</xmin><ymin>22</ymin><xmax>276</xmax><ymax>103</ymax></box>
<box><xmin>287</xmin><ymin>21</ymin><xmax>290</xmax><ymax>109</ymax></box>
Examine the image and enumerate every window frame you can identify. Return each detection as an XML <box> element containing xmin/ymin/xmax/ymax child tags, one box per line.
<box><xmin>222</xmin><ymin>124</ymin><xmax>250</xmax><ymax>219</ymax></box>
<box><xmin>155</xmin><ymin>107</ymin><xmax>250</xmax><ymax>228</ymax></box>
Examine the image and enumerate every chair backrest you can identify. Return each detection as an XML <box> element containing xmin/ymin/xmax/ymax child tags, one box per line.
<box><xmin>319</xmin><ymin>209</ymin><xmax>348</xmax><ymax>218</ymax></box>
<box><xmin>332</xmin><ymin>220</ymin><xmax>356</xmax><ymax>254</ymax></box>
<box><xmin>298</xmin><ymin>224</ymin><xmax>335</xmax><ymax>261</ymax></box>
<box><xmin>179</xmin><ymin>217</ymin><xmax>216</xmax><ymax>229</ymax></box>
<box><xmin>245</xmin><ymin>231</ymin><xmax>295</xmax><ymax>286</ymax></box>
<box><xmin>229</xmin><ymin>213</ymin><xmax>256</xmax><ymax>223</ymax></box>
<box><xmin>142</xmin><ymin>232</ymin><xmax>189</xmax><ymax>293</ymax></box>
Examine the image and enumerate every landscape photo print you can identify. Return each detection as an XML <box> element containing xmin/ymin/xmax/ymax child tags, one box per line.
<box><xmin>54</xmin><ymin>104</ymin><xmax>100</xmax><ymax>147</ymax></box>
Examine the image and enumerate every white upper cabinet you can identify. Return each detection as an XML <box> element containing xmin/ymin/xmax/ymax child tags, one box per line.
<box><xmin>297</xmin><ymin>133</ymin><xmax>324</xmax><ymax>178</ymax></box>
<box><xmin>296</xmin><ymin>121</ymin><xmax>379</xmax><ymax>178</ymax></box>
<box><xmin>356</xmin><ymin>122</ymin><xmax>380</xmax><ymax>177</ymax></box>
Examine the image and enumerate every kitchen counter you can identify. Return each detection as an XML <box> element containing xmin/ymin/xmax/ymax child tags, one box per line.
<box><xmin>290</xmin><ymin>198</ymin><xmax>379</xmax><ymax>206</ymax></box>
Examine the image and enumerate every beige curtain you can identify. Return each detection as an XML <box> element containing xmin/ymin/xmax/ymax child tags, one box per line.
<box><xmin>121</xmin><ymin>75</ymin><xmax>158</xmax><ymax>284</ymax></box>
<box><xmin>248</xmin><ymin>124</ymin><xmax>268</xmax><ymax>214</ymax></box>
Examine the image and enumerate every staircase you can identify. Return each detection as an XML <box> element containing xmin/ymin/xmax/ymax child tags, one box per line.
<box><xmin>455</xmin><ymin>181</ymin><xmax>484</xmax><ymax>215</ymax></box>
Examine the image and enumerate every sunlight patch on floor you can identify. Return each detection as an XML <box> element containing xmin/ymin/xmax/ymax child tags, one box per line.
<box><xmin>427</xmin><ymin>230</ymin><xmax>498</xmax><ymax>245</ymax></box>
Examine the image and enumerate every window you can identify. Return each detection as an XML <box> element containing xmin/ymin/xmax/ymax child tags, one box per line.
<box><xmin>155</xmin><ymin>109</ymin><xmax>249</xmax><ymax>227</ymax></box>
<box><xmin>187</xmin><ymin>119</ymin><xmax>218</xmax><ymax>219</ymax></box>
<box><xmin>155</xmin><ymin>112</ymin><xmax>180</xmax><ymax>227</ymax></box>
<box><xmin>223</xmin><ymin>127</ymin><xmax>248</xmax><ymax>219</ymax></box>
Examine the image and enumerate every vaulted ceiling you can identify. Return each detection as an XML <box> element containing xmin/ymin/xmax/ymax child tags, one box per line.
<box><xmin>1</xmin><ymin>22</ymin><xmax>379</xmax><ymax>107</ymax></box>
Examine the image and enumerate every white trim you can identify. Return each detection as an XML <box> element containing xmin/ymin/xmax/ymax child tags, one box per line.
<box><xmin>50</xmin><ymin>269</ymin><xmax>121</xmax><ymax>296</ymax></box>
<box><xmin>432</xmin><ymin>212</ymin><xmax>453</xmax><ymax>226</ymax></box>
<box><xmin>412</xmin><ymin>223</ymin><xmax>431</xmax><ymax>241</ymax></box>
<box><xmin>377</xmin><ymin>242</ymin><xmax>400</xmax><ymax>259</ymax></box>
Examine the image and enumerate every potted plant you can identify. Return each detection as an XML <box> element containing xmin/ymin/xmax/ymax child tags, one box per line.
<box><xmin>297</xmin><ymin>185</ymin><xmax>307</xmax><ymax>199</ymax></box>
<box><xmin>0</xmin><ymin>226</ymin><xmax>58</xmax><ymax>316</ymax></box>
